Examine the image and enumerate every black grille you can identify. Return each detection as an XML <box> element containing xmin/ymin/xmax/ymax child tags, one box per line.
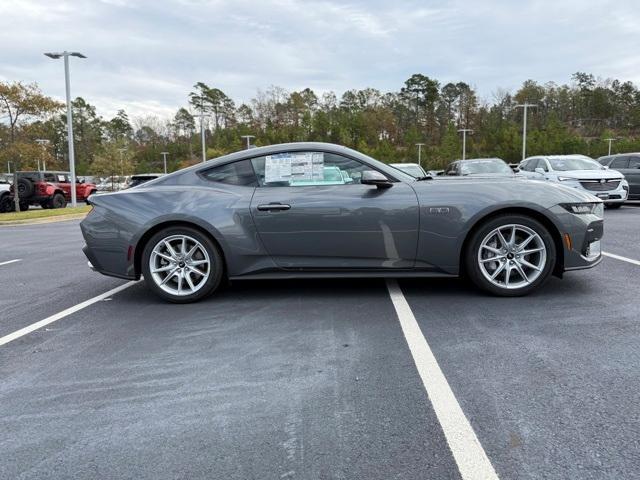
<box><xmin>580</xmin><ymin>180</ymin><xmax>620</xmax><ymax>191</ymax></box>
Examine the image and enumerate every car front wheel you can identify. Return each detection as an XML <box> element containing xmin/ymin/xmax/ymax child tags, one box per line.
<box><xmin>141</xmin><ymin>227</ymin><xmax>224</xmax><ymax>303</ymax></box>
<box><xmin>465</xmin><ymin>214</ymin><xmax>556</xmax><ymax>296</ymax></box>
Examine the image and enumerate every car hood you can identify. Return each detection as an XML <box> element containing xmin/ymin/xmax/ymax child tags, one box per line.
<box><xmin>424</xmin><ymin>176</ymin><xmax>600</xmax><ymax>205</ymax></box>
<box><xmin>552</xmin><ymin>169</ymin><xmax>624</xmax><ymax>180</ymax></box>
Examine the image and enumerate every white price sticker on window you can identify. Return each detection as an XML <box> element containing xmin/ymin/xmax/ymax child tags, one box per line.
<box><xmin>265</xmin><ymin>152</ymin><xmax>324</xmax><ymax>183</ymax></box>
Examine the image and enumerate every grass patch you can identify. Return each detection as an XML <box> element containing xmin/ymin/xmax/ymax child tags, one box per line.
<box><xmin>0</xmin><ymin>205</ymin><xmax>91</xmax><ymax>222</ymax></box>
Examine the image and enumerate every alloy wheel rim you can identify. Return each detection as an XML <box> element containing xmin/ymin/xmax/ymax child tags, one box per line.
<box><xmin>477</xmin><ymin>224</ymin><xmax>546</xmax><ymax>290</ymax></box>
<box><xmin>149</xmin><ymin>234</ymin><xmax>211</xmax><ymax>296</ymax></box>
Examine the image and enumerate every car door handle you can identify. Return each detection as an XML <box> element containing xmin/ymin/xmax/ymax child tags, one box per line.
<box><xmin>257</xmin><ymin>203</ymin><xmax>291</xmax><ymax>211</ymax></box>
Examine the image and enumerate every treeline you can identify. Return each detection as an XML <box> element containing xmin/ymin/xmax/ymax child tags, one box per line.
<box><xmin>1</xmin><ymin>72</ymin><xmax>640</xmax><ymax>175</ymax></box>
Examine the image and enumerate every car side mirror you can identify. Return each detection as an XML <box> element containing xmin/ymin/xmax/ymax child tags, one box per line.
<box><xmin>602</xmin><ymin>165</ymin><xmax>609</xmax><ymax>170</ymax></box>
<box><xmin>534</xmin><ymin>167</ymin><xmax>545</xmax><ymax>175</ymax></box>
<box><xmin>361</xmin><ymin>170</ymin><xmax>392</xmax><ymax>188</ymax></box>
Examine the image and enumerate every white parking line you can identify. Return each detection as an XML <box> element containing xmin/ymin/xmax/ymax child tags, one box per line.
<box><xmin>0</xmin><ymin>258</ymin><xmax>21</xmax><ymax>267</ymax></box>
<box><xmin>603</xmin><ymin>251</ymin><xmax>640</xmax><ymax>267</ymax></box>
<box><xmin>0</xmin><ymin>281</ymin><xmax>138</xmax><ymax>347</ymax></box>
<box><xmin>386</xmin><ymin>279</ymin><xmax>499</xmax><ymax>480</ymax></box>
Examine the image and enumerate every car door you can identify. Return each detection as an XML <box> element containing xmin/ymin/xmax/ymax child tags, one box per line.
<box><xmin>626</xmin><ymin>156</ymin><xmax>640</xmax><ymax>196</ymax></box>
<box><xmin>249</xmin><ymin>150</ymin><xmax>419</xmax><ymax>270</ymax></box>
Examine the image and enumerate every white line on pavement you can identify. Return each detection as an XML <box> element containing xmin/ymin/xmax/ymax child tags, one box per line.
<box><xmin>0</xmin><ymin>259</ymin><xmax>21</xmax><ymax>267</ymax></box>
<box><xmin>386</xmin><ymin>279</ymin><xmax>499</xmax><ymax>480</ymax></box>
<box><xmin>603</xmin><ymin>251</ymin><xmax>640</xmax><ymax>267</ymax></box>
<box><xmin>0</xmin><ymin>281</ymin><xmax>138</xmax><ymax>347</ymax></box>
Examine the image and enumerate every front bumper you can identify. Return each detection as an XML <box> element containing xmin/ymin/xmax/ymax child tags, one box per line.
<box><xmin>548</xmin><ymin>205</ymin><xmax>604</xmax><ymax>272</ymax></box>
<box><xmin>564</xmin><ymin>182</ymin><xmax>628</xmax><ymax>204</ymax></box>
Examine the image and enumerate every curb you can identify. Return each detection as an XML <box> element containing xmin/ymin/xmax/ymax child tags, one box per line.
<box><xmin>0</xmin><ymin>213</ymin><xmax>88</xmax><ymax>226</ymax></box>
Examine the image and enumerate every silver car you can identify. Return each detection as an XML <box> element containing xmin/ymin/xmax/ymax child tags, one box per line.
<box><xmin>519</xmin><ymin>155</ymin><xmax>629</xmax><ymax>208</ymax></box>
<box><xmin>82</xmin><ymin>142</ymin><xmax>604</xmax><ymax>303</ymax></box>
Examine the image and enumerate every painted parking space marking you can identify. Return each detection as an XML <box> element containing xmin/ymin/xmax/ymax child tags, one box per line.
<box><xmin>603</xmin><ymin>251</ymin><xmax>640</xmax><ymax>267</ymax></box>
<box><xmin>0</xmin><ymin>259</ymin><xmax>21</xmax><ymax>267</ymax></box>
<box><xmin>386</xmin><ymin>279</ymin><xmax>499</xmax><ymax>480</ymax></box>
<box><xmin>0</xmin><ymin>281</ymin><xmax>138</xmax><ymax>347</ymax></box>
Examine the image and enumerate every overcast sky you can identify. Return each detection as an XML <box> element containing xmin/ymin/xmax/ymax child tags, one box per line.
<box><xmin>1</xmin><ymin>0</ymin><xmax>638</xmax><ymax>120</ymax></box>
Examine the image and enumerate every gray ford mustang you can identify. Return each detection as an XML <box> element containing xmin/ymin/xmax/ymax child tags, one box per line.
<box><xmin>81</xmin><ymin>142</ymin><xmax>604</xmax><ymax>303</ymax></box>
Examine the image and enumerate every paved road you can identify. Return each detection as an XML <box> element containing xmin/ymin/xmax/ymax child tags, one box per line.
<box><xmin>0</xmin><ymin>210</ymin><xmax>639</xmax><ymax>479</ymax></box>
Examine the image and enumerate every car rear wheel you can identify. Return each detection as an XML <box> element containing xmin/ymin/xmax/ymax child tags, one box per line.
<box><xmin>465</xmin><ymin>214</ymin><xmax>556</xmax><ymax>296</ymax></box>
<box><xmin>51</xmin><ymin>193</ymin><xmax>66</xmax><ymax>209</ymax></box>
<box><xmin>19</xmin><ymin>201</ymin><xmax>29</xmax><ymax>211</ymax></box>
<box><xmin>141</xmin><ymin>227</ymin><xmax>224</xmax><ymax>303</ymax></box>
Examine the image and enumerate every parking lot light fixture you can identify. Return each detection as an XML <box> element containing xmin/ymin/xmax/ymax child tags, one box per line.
<box><xmin>194</xmin><ymin>112</ymin><xmax>209</xmax><ymax>163</ymax></box>
<box><xmin>457</xmin><ymin>129</ymin><xmax>473</xmax><ymax>161</ymax></box>
<box><xmin>241</xmin><ymin>135</ymin><xmax>255</xmax><ymax>150</ymax></box>
<box><xmin>516</xmin><ymin>103</ymin><xmax>537</xmax><ymax>161</ymax></box>
<box><xmin>44</xmin><ymin>51</ymin><xmax>86</xmax><ymax>207</ymax></box>
<box><xmin>161</xmin><ymin>151</ymin><xmax>169</xmax><ymax>174</ymax></box>
<box><xmin>415</xmin><ymin>143</ymin><xmax>425</xmax><ymax>168</ymax></box>
<box><xmin>605</xmin><ymin>138</ymin><xmax>617</xmax><ymax>156</ymax></box>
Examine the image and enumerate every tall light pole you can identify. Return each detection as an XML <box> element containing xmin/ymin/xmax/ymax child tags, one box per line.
<box><xmin>457</xmin><ymin>129</ymin><xmax>473</xmax><ymax>160</ymax></box>
<box><xmin>415</xmin><ymin>143</ymin><xmax>425</xmax><ymax>168</ymax></box>
<box><xmin>160</xmin><ymin>151</ymin><xmax>169</xmax><ymax>174</ymax></box>
<box><xmin>194</xmin><ymin>112</ymin><xmax>209</xmax><ymax>163</ymax></box>
<box><xmin>605</xmin><ymin>138</ymin><xmax>616</xmax><ymax>156</ymax></box>
<box><xmin>45</xmin><ymin>51</ymin><xmax>86</xmax><ymax>207</ymax></box>
<box><xmin>516</xmin><ymin>103</ymin><xmax>537</xmax><ymax>161</ymax></box>
<box><xmin>241</xmin><ymin>135</ymin><xmax>255</xmax><ymax>150</ymax></box>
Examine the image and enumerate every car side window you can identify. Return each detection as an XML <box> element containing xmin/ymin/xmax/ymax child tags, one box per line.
<box><xmin>44</xmin><ymin>173</ymin><xmax>56</xmax><ymax>182</ymax></box>
<box><xmin>610</xmin><ymin>157</ymin><xmax>629</xmax><ymax>169</ymax></box>
<box><xmin>538</xmin><ymin>159</ymin><xmax>549</xmax><ymax>172</ymax></box>
<box><xmin>629</xmin><ymin>157</ymin><xmax>640</xmax><ymax>169</ymax></box>
<box><xmin>200</xmin><ymin>159</ymin><xmax>258</xmax><ymax>187</ymax></box>
<box><xmin>520</xmin><ymin>159</ymin><xmax>533</xmax><ymax>172</ymax></box>
<box><xmin>251</xmin><ymin>152</ymin><xmax>371</xmax><ymax>187</ymax></box>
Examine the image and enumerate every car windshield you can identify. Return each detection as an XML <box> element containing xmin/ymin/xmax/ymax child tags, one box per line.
<box><xmin>548</xmin><ymin>157</ymin><xmax>602</xmax><ymax>171</ymax></box>
<box><xmin>460</xmin><ymin>159</ymin><xmax>512</xmax><ymax>175</ymax></box>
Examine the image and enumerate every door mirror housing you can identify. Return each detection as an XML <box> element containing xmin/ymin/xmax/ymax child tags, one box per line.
<box><xmin>534</xmin><ymin>167</ymin><xmax>546</xmax><ymax>175</ymax></box>
<box><xmin>602</xmin><ymin>165</ymin><xmax>609</xmax><ymax>170</ymax></box>
<box><xmin>361</xmin><ymin>170</ymin><xmax>393</xmax><ymax>188</ymax></box>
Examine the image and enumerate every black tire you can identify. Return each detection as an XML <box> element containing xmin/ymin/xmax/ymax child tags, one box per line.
<box><xmin>19</xmin><ymin>201</ymin><xmax>29</xmax><ymax>211</ymax></box>
<box><xmin>464</xmin><ymin>214</ymin><xmax>556</xmax><ymax>297</ymax></box>
<box><xmin>141</xmin><ymin>226</ymin><xmax>224</xmax><ymax>303</ymax></box>
<box><xmin>51</xmin><ymin>193</ymin><xmax>66</xmax><ymax>209</ymax></box>
<box><xmin>17</xmin><ymin>178</ymin><xmax>34</xmax><ymax>197</ymax></box>
<box><xmin>0</xmin><ymin>195</ymin><xmax>12</xmax><ymax>213</ymax></box>
<box><xmin>40</xmin><ymin>200</ymin><xmax>52</xmax><ymax>209</ymax></box>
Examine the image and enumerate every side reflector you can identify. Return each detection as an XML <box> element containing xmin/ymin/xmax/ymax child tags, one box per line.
<box><xmin>127</xmin><ymin>245</ymin><xmax>133</xmax><ymax>261</ymax></box>
<box><xmin>563</xmin><ymin>233</ymin><xmax>572</xmax><ymax>251</ymax></box>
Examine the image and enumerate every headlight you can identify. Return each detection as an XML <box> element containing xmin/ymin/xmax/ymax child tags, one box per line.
<box><xmin>561</xmin><ymin>202</ymin><xmax>603</xmax><ymax>215</ymax></box>
<box><xmin>557</xmin><ymin>176</ymin><xmax>578</xmax><ymax>182</ymax></box>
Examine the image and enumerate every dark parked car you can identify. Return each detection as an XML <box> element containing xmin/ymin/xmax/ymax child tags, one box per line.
<box><xmin>444</xmin><ymin>158</ymin><xmax>514</xmax><ymax>176</ymax></box>
<box><xmin>127</xmin><ymin>173</ymin><xmax>165</xmax><ymax>188</ymax></box>
<box><xmin>598</xmin><ymin>153</ymin><xmax>640</xmax><ymax>200</ymax></box>
<box><xmin>82</xmin><ymin>142</ymin><xmax>603</xmax><ymax>303</ymax></box>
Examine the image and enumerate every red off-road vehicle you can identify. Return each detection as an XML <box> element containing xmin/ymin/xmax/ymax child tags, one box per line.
<box><xmin>8</xmin><ymin>171</ymin><xmax>97</xmax><ymax>210</ymax></box>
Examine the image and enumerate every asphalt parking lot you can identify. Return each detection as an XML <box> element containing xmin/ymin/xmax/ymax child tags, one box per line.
<box><xmin>1</xmin><ymin>205</ymin><xmax>639</xmax><ymax>480</ymax></box>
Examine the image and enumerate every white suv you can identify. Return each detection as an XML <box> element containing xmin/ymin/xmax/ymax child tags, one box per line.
<box><xmin>519</xmin><ymin>155</ymin><xmax>628</xmax><ymax>208</ymax></box>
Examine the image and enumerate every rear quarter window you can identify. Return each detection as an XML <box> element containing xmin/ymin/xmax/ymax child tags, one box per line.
<box><xmin>200</xmin><ymin>159</ymin><xmax>258</xmax><ymax>187</ymax></box>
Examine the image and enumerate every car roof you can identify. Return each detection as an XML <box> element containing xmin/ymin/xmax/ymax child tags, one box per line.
<box><xmin>158</xmin><ymin>142</ymin><xmax>416</xmax><ymax>183</ymax></box>
<box><xmin>391</xmin><ymin>163</ymin><xmax>421</xmax><ymax>167</ymax></box>
<box><xmin>132</xmin><ymin>173</ymin><xmax>164</xmax><ymax>177</ymax></box>
<box><xmin>454</xmin><ymin>158</ymin><xmax>505</xmax><ymax>162</ymax></box>
<box><xmin>526</xmin><ymin>155</ymin><xmax>593</xmax><ymax>160</ymax></box>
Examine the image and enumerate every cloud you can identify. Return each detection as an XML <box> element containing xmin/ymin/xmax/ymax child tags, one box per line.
<box><xmin>1</xmin><ymin>0</ymin><xmax>638</xmax><ymax>120</ymax></box>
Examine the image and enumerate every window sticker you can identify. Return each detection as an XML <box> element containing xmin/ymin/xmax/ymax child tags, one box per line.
<box><xmin>265</xmin><ymin>152</ymin><xmax>324</xmax><ymax>183</ymax></box>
